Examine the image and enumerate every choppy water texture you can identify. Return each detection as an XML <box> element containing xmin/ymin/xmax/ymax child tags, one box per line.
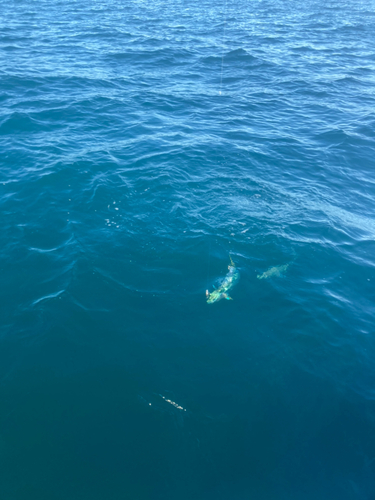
<box><xmin>1</xmin><ymin>0</ymin><xmax>375</xmax><ymax>498</ymax></box>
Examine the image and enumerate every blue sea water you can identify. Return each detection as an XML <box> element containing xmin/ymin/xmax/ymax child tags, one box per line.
<box><xmin>1</xmin><ymin>0</ymin><xmax>375</xmax><ymax>498</ymax></box>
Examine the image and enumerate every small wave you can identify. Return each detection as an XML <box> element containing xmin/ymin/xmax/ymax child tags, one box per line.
<box><xmin>32</xmin><ymin>290</ymin><xmax>65</xmax><ymax>306</ymax></box>
<box><xmin>0</xmin><ymin>112</ymin><xmax>40</xmax><ymax>134</ymax></box>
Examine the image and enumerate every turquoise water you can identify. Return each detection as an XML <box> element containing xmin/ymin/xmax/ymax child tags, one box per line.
<box><xmin>1</xmin><ymin>0</ymin><xmax>375</xmax><ymax>498</ymax></box>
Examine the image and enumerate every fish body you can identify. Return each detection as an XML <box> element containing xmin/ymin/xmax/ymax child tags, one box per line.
<box><xmin>206</xmin><ymin>257</ymin><xmax>239</xmax><ymax>303</ymax></box>
<box><xmin>257</xmin><ymin>263</ymin><xmax>289</xmax><ymax>280</ymax></box>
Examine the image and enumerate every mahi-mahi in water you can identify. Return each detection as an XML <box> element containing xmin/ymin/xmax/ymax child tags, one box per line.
<box><xmin>206</xmin><ymin>257</ymin><xmax>239</xmax><ymax>303</ymax></box>
<box><xmin>257</xmin><ymin>263</ymin><xmax>289</xmax><ymax>280</ymax></box>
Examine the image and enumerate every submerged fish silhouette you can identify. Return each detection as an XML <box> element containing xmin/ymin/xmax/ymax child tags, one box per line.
<box><xmin>206</xmin><ymin>256</ymin><xmax>239</xmax><ymax>303</ymax></box>
<box><xmin>257</xmin><ymin>263</ymin><xmax>289</xmax><ymax>280</ymax></box>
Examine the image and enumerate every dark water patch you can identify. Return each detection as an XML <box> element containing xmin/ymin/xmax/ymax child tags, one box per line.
<box><xmin>2</xmin><ymin>342</ymin><xmax>375</xmax><ymax>499</ymax></box>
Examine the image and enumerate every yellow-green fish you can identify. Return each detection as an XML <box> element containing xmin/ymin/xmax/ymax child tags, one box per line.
<box><xmin>257</xmin><ymin>263</ymin><xmax>289</xmax><ymax>280</ymax></box>
<box><xmin>206</xmin><ymin>257</ymin><xmax>239</xmax><ymax>303</ymax></box>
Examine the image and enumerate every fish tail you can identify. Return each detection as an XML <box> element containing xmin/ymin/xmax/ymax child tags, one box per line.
<box><xmin>229</xmin><ymin>255</ymin><xmax>235</xmax><ymax>267</ymax></box>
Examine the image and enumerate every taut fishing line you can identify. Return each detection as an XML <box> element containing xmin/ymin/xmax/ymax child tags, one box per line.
<box><xmin>219</xmin><ymin>0</ymin><xmax>228</xmax><ymax>95</ymax></box>
<box><xmin>207</xmin><ymin>0</ymin><xmax>228</xmax><ymax>295</ymax></box>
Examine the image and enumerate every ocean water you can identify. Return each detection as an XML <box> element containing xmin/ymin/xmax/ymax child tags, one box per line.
<box><xmin>1</xmin><ymin>0</ymin><xmax>375</xmax><ymax>498</ymax></box>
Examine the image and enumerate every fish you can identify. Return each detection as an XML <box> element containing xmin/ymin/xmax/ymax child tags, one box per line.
<box><xmin>206</xmin><ymin>256</ymin><xmax>240</xmax><ymax>303</ymax></box>
<box><xmin>257</xmin><ymin>263</ymin><xmax>289</xmax><ymax>280</ymax></box>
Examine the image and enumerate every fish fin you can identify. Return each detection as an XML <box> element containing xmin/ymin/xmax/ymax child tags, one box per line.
<box><xmin>229</xmin><ymin>255</ymin><xmax>235</xmax><ymax>267</ymax></box>
<box><xmin>223</xmin><ymin>294</ymin><xmax>233</xmax><ymax>300</ymax></box>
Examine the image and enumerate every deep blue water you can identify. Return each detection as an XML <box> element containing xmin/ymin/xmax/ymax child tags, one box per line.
<box><xmin>1</xmin><ymin>0</ymin><xmax>375</xmax><ymax>498</ymax></box>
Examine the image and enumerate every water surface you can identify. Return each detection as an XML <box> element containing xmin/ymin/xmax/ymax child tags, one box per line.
<box><xmin>1</xmin><ymin>0</ymin><xmax>375</xmax><ymax>498</ymax></box>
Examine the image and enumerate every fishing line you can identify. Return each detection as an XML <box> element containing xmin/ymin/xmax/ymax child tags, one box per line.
<box><xmin>207</xmin><ymin>0</ymin><xmax>228</xmax><ymax>295</ymax></box>
<box><xmin>219</xmin><ymin>0</ymin><xmax>228</xmax><ymax>96</ymax></box>
<box><xmin>206</xmin><ymin>236</ymin><xmax>212</xmax><ymax>291</ymax></box>
<box><xmin>206</xmin><ymin>0</ymin><xmax>228</xmax><ymax>299</ymax></box>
